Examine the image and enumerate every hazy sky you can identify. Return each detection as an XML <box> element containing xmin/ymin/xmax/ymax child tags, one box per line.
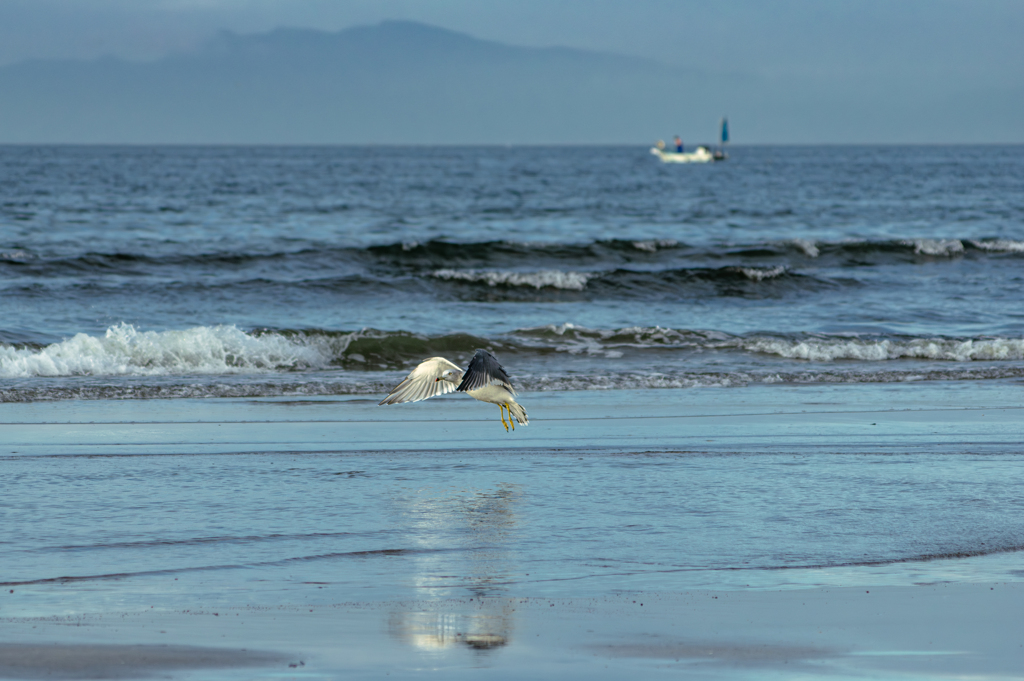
<box><xmin>0</xmin><ymin>0</ymin><xmax>1021</xmax><ymax>143</ymax></box>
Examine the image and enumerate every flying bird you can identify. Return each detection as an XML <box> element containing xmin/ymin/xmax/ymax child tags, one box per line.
<box><xmin>379</xmin><ymin>349</ymin><xmax>528</xmax><ymax>432</ymax></box>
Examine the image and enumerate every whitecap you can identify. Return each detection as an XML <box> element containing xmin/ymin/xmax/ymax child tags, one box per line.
<box><xmin>431</xmin><ymin>269</ymin><xmax>593</xmax><ymax>290</ymax></box>
<box><xmin>903</xmin><ymin>239</ymin><xmax>964</xmax><ymax>256</ymax></box>
<box><xmin>0</xmin><ymin>323</ymin><xmax>331</xmax><ymax>378</ymax></box>
<box><xmin>631</xmin><ymin>239</ymin><xmax>678</xmax><ymax>252</ymax></box>
<box><xmin>968</xmin><ymin>239</ymin><xmax>1024</xmax><ymax>253</ymax></box>
<box><xmin>534</xmin><ymin>322</ymin><xmax>578</xmax><ymax>335</ymax></box>
<box><xmin>741</xmin><ymin>336</ymin><xmax>1024</xmax><ymax>362</ymax></box>
<box><xmin>792</xmin><ymin>239</ymin><xmax>820</xmax><ymax>258</ymax></box>
<box><xmin>739</xmin><ymin>265</ymin><xmax>788</xmax><ymax>281</ymax></box>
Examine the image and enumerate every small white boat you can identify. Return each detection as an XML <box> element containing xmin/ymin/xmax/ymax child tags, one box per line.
<box><xmin>650</xmin><ymin>145</ymin><xmax>716</xmax><ymax>163</ymax></box>
<box><xmin>651</xmin><ymin>118</ymin><xmax>729</xmax><ymax>164</ymax></box>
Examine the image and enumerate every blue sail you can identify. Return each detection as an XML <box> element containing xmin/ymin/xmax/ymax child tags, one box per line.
<box><xmin>720</xmin><ymin>117</ymin><xmax>729</xmax><ymax>144</ymax></box>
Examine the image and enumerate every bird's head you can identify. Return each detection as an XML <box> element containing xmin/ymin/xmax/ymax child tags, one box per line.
<box><xmin>435</xmin><ymin>370</ymin><xmax>458</xmax><ymax>383</ymax></box>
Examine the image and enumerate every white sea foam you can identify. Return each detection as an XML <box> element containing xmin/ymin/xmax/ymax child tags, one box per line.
<box><xmin>0</xmin><ymin>323</ymin><xmax>330</xmax><ymax>378</ymax></box>
<box><xmin>522</xmin><ymin>365</ymin><xmax>1024</xmax><ymax>390</ymax></box>
<box><xmin>525</xmin><ymin>323</ymin><xmax>730</xmax><ymax>344</ymax></box>
<box><xmin>739</xmin><ymin>265</ymin><xmax>788</xmax><ymax>281</ymax></box>
<box><xmin>431</xmin><ymin>269</ymin><xmax>593</xmax><ymax>290</ymax></box>
<box><xmin>631</xmin><ymin>239</ymin><xmax>678</xmax><ymax>252</ymax></box>
<box><xmin>792</xmin><ymin>239</ymin><xmax>820</xmax><ymax>257</ymax></box>
<box><xmin>904</xmin><ymin>239</ymin><xmax>964</xmax><ymax>256</ymax></box>
<box><xmin>526</xmin><ymin>373</ymin><xmax>733</xmax><ymax>390</ymax></box>
<box><xmin>538</xmin><ymin>322</ymin><xmax>578</xmax><ymax>336</ymax></box>
<box><xmin>968</xmin><ymin>239</ymin><xmax>1024</xmax><ymax>253</ymax></box>
<box><xmin>518</xmin><ymin>323</ymin><xmax>729</xmax><ymax>358</ymax></box>
<box><xmin>741</xmin><ymin>336</ymin><xmax>1024</xmax><ymax>362</ymax></box>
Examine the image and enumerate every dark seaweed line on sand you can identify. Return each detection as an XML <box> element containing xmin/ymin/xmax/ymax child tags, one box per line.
<box><xmin>12</xmin><ymin>544</ymin><xmax>1017</xmax><ymax>590</ymax></box>
<box><xmin>423</xmin><ymin>543</ymin><xmax>1024</xmax><ymax>589</ymax></box>
<box><xmin>24</xmin><ymin>530</ymin><xmax>393</xmax><ymax>553</ymax></box>
<box><xmin>0</xmin><ymin>546</ymin><xmax>474</xmax><ymax>587</ymax></box>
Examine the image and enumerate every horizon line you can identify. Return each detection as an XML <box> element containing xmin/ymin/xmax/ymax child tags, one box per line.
<box><xmin>1</xmin><ymin>142</ymin><xmax>1020</xmax><ymax>148</ymax></box>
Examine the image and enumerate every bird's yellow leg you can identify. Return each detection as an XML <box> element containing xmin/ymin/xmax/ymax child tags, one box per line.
<box><xmin>508</xmin><ymin>405</ymin><xmax>515</xmax><ymax>431</ymax></box>
<box><xmin>499</xmin><ymin>405</ymin><xmax>509</xmax><ymax>432</ymax></box>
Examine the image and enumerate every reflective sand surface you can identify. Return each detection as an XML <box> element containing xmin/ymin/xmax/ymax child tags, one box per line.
<box><xmin>3</xmin><ymin>382</ymin><xmax>1023</xmax><ymax>679</ymax></box>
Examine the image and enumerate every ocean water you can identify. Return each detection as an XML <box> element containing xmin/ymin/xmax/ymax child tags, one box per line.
<box><xmin>2</xmin><ymin>144</ymin><xmax>1023</xmax><ymax>401</ymax></box>
<box><xmin>2</xmin><ymin>146</ymin><xmax>1024</xmax><ymax>674</ymax></box>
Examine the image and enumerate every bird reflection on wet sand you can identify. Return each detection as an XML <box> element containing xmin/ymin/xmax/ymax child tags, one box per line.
<box><xmin>388</xmin><ymin>609</ymin><xmax>513</xmax><ymax>654</ymax></box>
<box><xmin>387</xmin><ymin>483</ymin><xmax>520</xmax><ymax>656</ymax></box>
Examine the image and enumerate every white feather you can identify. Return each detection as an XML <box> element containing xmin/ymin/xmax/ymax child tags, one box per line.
<box><xmin>378</xmin><ymin>357</ymin><xmax>463</xmax><ymax>405</ymax></box>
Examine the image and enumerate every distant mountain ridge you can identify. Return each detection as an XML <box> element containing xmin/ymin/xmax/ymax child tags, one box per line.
<box><xmin>0</xmin><ymin>21</ymin><xmax>732</xmax><ymax>144</ymax></box>
<box><xmin>3</xmin><ymin>20</ymin><xmax>1018</xmax><ymax>144</ymax></box>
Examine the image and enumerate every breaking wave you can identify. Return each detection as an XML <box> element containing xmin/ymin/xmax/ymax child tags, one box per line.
<box><xmin>902</xmin><ymin>239</ymin><xmax>965</xmax><ymax>256</ymax></box>
<box><xmin>429</xmin><ymin>265</ymin><xmax>813</xmax><ymax>297</ymax></box>
<box><xmin>360</xmin><ymin>237</ymin><xmax>1024</xmax><ymax>265</ymax></box>
<box><xmin>429</xmin><ymin>264</ymin><xmax>809</xmax><ymax>292</ymax></box>
<box><xmin>6</xmin><ymin>237</ymin><xmax>1023</xmax><ymax>279</ymax></box>
<box><xmin>0</xmin><ymin>323</ymin><xmax>331</xmax><ymax>379</ymax></box>
<box><xmin>741</xmin><ymin>333</ymin><xmax>1024</xmax><ymax>360</ymax></box>
<box><xmin>520</xmin><ymin>324</ymin><xmax>1024</xmax><ymax>362</ymax></box>
<box><xmin>3</xmin><ymin>323</ymin><xmax>1024</xmax><ymax>384</ymax></box>
<box><xmin>741</xmin><ymin>336</ymin><xmax>1024</xmax><ymax>362</ymax></box>
<box><xmin>903</xmin><ymin>238</ymin><xmax>1024</xmax><ymax>256</ymax></box>
<box><xmin>738</xmin><ymin>265</ymin><xmax>788</xmax><ymax>281</ymax></box>
<box><xmin>430</xmin><ymin>269</ymin><xmax>594</xmax><ymax>290</ymax></box>
<box><xmin>791</xmin><ymin>239</ymin><xmax>820</xmax><ymax>257</ymax></box>
<box><xmin>0</xmin><ymin>325</ymin><xmax>506</xmax><ymax>379</ymax></box>
<box><xmin>968</xmin><ymin>239</ymin><xmax>1024</xmax><ymax>253</ymax></box>
<box><xmin>630</xmin><ymin>239</ymin><xmax>679</xmax><ymax>252</ymax></box>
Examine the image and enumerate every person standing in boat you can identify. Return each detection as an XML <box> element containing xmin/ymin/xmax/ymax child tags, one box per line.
<box><xmin>674</xmin><ymin>136</ymin><xmax>683</xmax><ymax>153</ymax></box>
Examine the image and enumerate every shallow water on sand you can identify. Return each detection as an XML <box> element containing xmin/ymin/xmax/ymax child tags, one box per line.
<box><xmin>4</xmin><ymin>385</ymin><xmax>1023</xmax><ymax>621</ymax></box>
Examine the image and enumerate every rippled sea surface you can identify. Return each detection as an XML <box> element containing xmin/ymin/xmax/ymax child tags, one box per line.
<box><xmin>2</xmin><ymin>144</ymin><xmax>1023</xmax><ymax>401</ymax></box>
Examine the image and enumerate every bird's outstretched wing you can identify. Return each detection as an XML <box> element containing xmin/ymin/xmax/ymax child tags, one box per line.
<box><xmin>456</xmin><ymin>349</ymin><xmax>516</xmax><ymax>395</ymax></box>
<box><xmin>379</xmin><ymin>357</ymin><xmax>463</xmax><ymax>405</ymax></box>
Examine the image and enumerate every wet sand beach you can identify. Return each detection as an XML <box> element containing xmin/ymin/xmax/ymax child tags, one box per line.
<box><xmin>2</xmin><ymin>584</ymin><xmax>1023</xmax><ymax>680</ymax></box>
<box><xmin>3</xmin><ymin>382</ymin><xmax>1023</xmax><ymax>679</ymax></box>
